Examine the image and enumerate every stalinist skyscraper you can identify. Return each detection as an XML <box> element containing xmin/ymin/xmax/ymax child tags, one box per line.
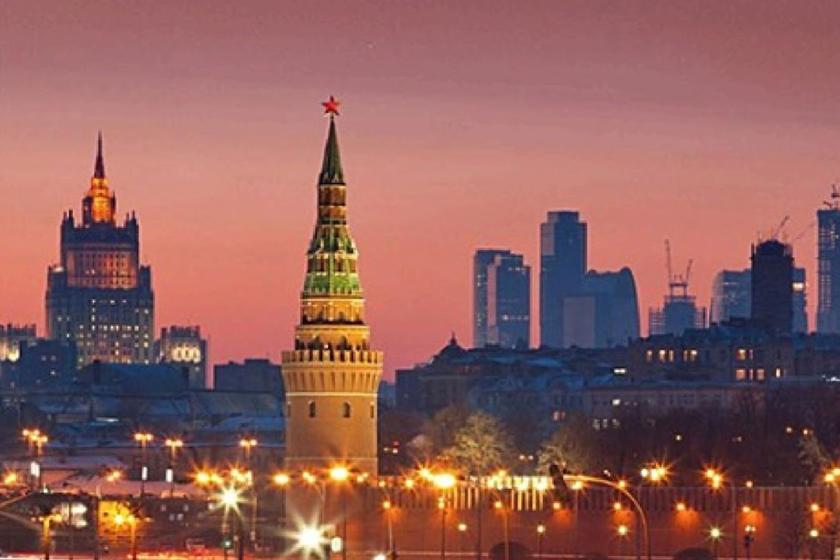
<box><xmin>46</xmin><ymin>134</ymin><xmax>154</xmax><ymax>366</ymax></box>
<box><xmin>281</xmin><ymin>98</ymin><xmax>383</xmax><ymax>476</ymax></box>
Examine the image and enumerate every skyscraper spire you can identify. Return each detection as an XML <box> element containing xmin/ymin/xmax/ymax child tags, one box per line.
<box><xmin>94</xmin><ymin>131</ymin><xmax>105</xmax><ymax>179</ymax></box>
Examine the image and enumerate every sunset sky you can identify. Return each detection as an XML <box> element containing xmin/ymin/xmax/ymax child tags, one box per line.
<box><xmin>1</xmin><ymin>1</ymin><xmax>839</xmax><ymax>378</ymax></box>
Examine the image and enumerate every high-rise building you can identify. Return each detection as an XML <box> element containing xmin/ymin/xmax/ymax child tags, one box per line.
<box><xmin>45</xmin><ymin>134</ymin><xmax>154</xmax><ymax>366</ymax></box>
<box><xmin>711</xmin><ymin>267</ymin><xmax>807</xmax><ymax>332</ymax></box>
<box><xmin>565</xmin><ymin>268</ymin><xmax>640</xmax><ymax>347</ymax></box>
<box><xmin>473</xmin><ymin>249</ymin><xmax>530</xmax><ymax>348</ymax></box>
<box><xmin>710</xmin><ymin>270</ymin><xmax>751</xmax><ymax>324</ymax></box>
<box><xmin>751</xmin><ymin>239</ymin><xmax>793</xmax><ymax>334</ymax></box>
<box><xmin>155</xmin><ymin>326</ymin><xmax>207</xmax><ymax>389</ymax></box>
<box><xmin>540</xmin><ymin>211</ymin><xmax>586</xmax><ymax>347</ymax></box>
<box><xmin>281</xmin><ymin>101</ymin><xmax>382</xmax><ymax>476</ymax></box>
<box><xmin>818</xmin><ymin>200</ymin><xmax>840</xmax><ymax>333</ymax></box>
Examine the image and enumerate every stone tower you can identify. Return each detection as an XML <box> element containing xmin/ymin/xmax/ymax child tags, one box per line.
<box><xmin>281</xmin><ymin>99</ymin><xmax>383</xmax><ymax>477</ymax></box>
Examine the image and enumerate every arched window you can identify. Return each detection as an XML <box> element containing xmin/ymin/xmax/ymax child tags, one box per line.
<box><xmin>370</xmin><ymin>402</ymin><xmax>375</xmax><ymax>419</ymax></box>
<box><xmin>286</xmin><ymin>403</ymin><xmax>291</xmax><ymax>417</ymax></box>
<box><xmin>308</xmin><ymin>401</ymin><xmax>317</xmax><ymax>418</ymax></box>
<box><xmin>343</xmin><ymin>402</ymin><xmax>352</xmax><ymax>418</ymax></box>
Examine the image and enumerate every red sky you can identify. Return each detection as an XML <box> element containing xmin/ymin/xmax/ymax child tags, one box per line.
<box><xmin>1</xmin><ymin>1</ymin><xmax>839</xmax><ymax>379</ymax></box>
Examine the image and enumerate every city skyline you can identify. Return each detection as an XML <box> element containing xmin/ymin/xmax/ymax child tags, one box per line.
<box><xmin>2</xmin><ymin>1</ymin><xmax>839</xmax><ymax>377</ymax></box>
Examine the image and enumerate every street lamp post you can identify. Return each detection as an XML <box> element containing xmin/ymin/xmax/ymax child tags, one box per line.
<box><xmin>133</xmin><ymin>432</ymin><xmax>154</xmax><ymax>496</ymax></box>
<box><xmin>536</xmin><ymin>524</ymin><xmax>545</xmax><ymax>559</ymax></box>
<box><xmin>743</xmin><ymin>525</ymin><xmax>756</xmax><ymax>560</ymax></box>
<box><xmin>329</xmin><ymin>466</ymin><xmax>351</xmax><ymax>560</ymax></box>
<box><xmin>164</xmin><ymin>438</ymin><xmax>183</xmax><ymax>498</ymax></box>
<box><xmin>562</xmin><ymin>474</ymin><xmax>651</xmax><ymax>560</ymax></box>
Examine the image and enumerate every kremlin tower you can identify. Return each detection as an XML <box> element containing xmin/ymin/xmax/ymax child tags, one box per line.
<box><xmin>281</xmin><ymin>98</ymin><xmax>383</xmax><ymax>478</ymax></box>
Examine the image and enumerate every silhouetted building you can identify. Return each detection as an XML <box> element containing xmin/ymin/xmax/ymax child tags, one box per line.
<box><xmin>818</xmin><ymin>202</ymin><xmax>840</xmax><ymax>333</ymax></box>
<box><xmin>649</xmin><ymin>298</ymin><xmax>706</xmax><ymax>336</ymax></box>
<box><xmin>540</xmin><ymin>211</ymin><xmax>639</xmax><ymax>348</ymax></box>
<box><xmin>711</xmin><ymin>270</ymin><xmax>751</xmax><ymax>324</ymax></box>
<box><xmin>0</xmin><ymin>338</ymin><xmax>76</xmax><ymax>389</ymax></box>
<box><xmin>564</xmin><ymin>268</ymin><xmax>640</xmax><ymax>347</ymax></box>
<box><xmin>540</xmin><ymin>211</ymin><xmax>586</xmax><ymax>347</ymax></box>
<box><xmin>214</xmin><ymin>358</ymin><xmax>283</xmax><ymax>396</ymax></box>
<box><xmin>473</xmin><ymin>249</ymin><xmax>530</xmax><ymax>348</ymax></box>
<box><xmin>45</xmin><ymin>135</ymin><xmax>154</xmax><ymax>366</ymax></box>
<box><xmin>751</xmin><ymin>240</ymin><xmax>793</xmax><ymax>334</ymax></box>
<box><xmin>712</xmin><ymin>267</ymin><xmax>807</xmax><ymax>333</ymax></box>
<box><xmin>155</xmin><ymin>326</ymin><xmax>207</xmax><ymax>389</ymax></box>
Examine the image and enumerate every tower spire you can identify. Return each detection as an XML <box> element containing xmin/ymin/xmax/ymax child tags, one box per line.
<box><xmin>319</xmin><ymin>116</ymin><xmax>344</xmax><ymax>185</ymax></box>
<box><xmin>319</xmin><ymin>96</ymin><xmax>344</xmax><ymax>185</ymax></box>
<box><xmin>94</xmin><ymin>131</ymin><xmax>105</xmax><ymax>179</ymax></box>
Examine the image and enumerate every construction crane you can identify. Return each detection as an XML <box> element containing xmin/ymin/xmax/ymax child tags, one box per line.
<box><xmin>665</xmin><ymin>239</ymin><xmax>692</xmax><ymax>298</ymax></box>
<box><xmin>822</xmin><ymin>184</ymin><xmax>840</xmax><ymax>210</ymax></box>
<box><xmin>769</xmin><ymin>215</ymin><xmax>790</xmax><ymax>241</ymax></box>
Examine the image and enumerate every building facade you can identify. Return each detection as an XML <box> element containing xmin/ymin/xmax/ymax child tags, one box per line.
<box><xmin>214</xmin><ymin>358</ymin><xmax>283</xmax><ymax>396</ymax></box>
<box><xmin>0</xmin><ymin>324</ymin><xmax>37</xmax><ymax>363</ymax></box>
<box><xmin>155</xmin><ymin>326</ymin><xmax>207</xmax><ymax>389</ymax></box>
<box><xmin>540</xmin><ymin>211</ymin><xmax>587</xmax><ymax>348</ymax></box>
<box><xmin>818</xmin><ymin>205</ymin><xmax>840</xmax><ymax>333</ymax></box>
<box><xmin>751</xmin><ymin>240</ymin><xmax>793</xmax><ymax>334</ymax></box>
<box><xmin>45</xmin><ymin>135</ymin><xmax>154</xmax><ymax>366</ymax></box>
<box><xmin>473</xmin><ymin>249</ymin><xmax>530</xmax><ymax>348</ymax></box>
<box><xmin>280</xmin><ymin>106</ymin><xmax>382</xmax><ymax>476</ymax></box>
<box><xmin>710</xmin><ymin>269</ymin><xmax>751</xmax><ymax>324</ymax></box>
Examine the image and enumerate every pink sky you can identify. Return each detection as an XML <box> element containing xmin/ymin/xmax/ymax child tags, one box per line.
<box><xmin>1</xmin><ymin>1</ymin><xmax>839</xmax><ymax>379</ymax></box>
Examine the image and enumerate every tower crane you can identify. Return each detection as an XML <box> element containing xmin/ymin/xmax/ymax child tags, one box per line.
<box><xmin>665</xmin><ymin>239</ymin><xmax>692</xmax><ymax>298</ymax></box>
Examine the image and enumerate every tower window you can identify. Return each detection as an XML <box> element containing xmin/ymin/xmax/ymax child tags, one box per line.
<box><xmin>370</xmin><ymin>402</ymin><xmax>375</xmax><ymax>419</ymax></box>
<box><xmin>343</xmin><ymin>402</ymin><xmax>351</xmax><ymax>418</ymax></box>
<box><xmin>308</xmin><ymin>401</ymin><xmax>317</xmax><ymax>418</ymax></box>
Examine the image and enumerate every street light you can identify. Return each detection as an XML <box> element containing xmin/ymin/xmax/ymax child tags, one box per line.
<box><xmin>709</xmin><ymin>527</ymin><xmax>722</xmax><ymax>559</ymax></box>
<box><xmin>164</xmin><ymin>438</ymin><xmax>183</xmax><ymax>497</ymax></box>
<box><xmin>133</xmin><ymin>432</ymin><xmax>154</xmax><ymax>496</ymax></box>
<box><xmin>536</xmin><ymin>524</ymin><xmax>545</xmax><ymax>558</ymax></box>
<box><xmin>114</xmin><ymin>512</ymin><xmax>139</xmax><ymax>560</ymax></box>
<box><xmin>743</xmin><ymin>525</ymin><xmax>756</xmax><ymax>560</ymax></box>
<box><xmin>329</xmin><ymin>466</ymin><xmax>352</xmax><ymax>560</ymax></box>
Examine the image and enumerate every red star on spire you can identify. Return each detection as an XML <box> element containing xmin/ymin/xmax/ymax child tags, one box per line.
<box><xmin>322</xmin><ymin>95</ymin><xmax>341</xmax><ymax>116</ymax></box>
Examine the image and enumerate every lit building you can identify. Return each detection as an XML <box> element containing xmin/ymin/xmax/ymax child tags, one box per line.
<box><xmin>751</xmin><ymin>239</ymin><xmax>793</xmax><ymax>334</ymax></box>
<box><xmin>155</xmin><ymin>326</ymin><xmax>207</xmax><ymax>389</ymax></box>
<box><xmin>540</xmin><ymin>211</ymin><xmax>586</xmax><ymax>347</ymax></box>
<box><xmin>45</xmin><ymin>134</ymin><xmax>154</xmax><ymax>366</ymax></box>
<box><xmin>280</xmin><ymin>101</ymin><xmax>382</xmax><ymax>475</ymax></box>
<box><xmin>473</xmin><ymin>249</ymin><xmax>530</xmax><ymax>348</ymax></box>
<box><xmin>818</xmin><ymin>201</ymin><xmax>840</xmax><ymax>333</ymax></box>
<box><xmin>0</xmin><ymin>324</ymin><xmax>37</xmax><ymax>363</ymax></box>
